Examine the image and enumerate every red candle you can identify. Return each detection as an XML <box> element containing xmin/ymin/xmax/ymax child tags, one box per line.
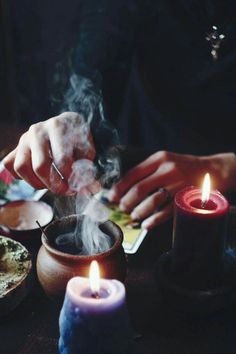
<box><xmin>172</xmin><ymin>174</ymin><xmax>229</xmax><ymax>289</ymax></box>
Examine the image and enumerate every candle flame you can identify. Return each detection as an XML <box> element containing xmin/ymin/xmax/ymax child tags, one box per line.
<box><xmin>201</xmin><ymin>173</ymin><xmax>211</xmax><ymax>204</ymax></box>
<box><xmin>89</xmin><ymin>260</ymin><xmax>100</xmax><ymax>294</ymax></box>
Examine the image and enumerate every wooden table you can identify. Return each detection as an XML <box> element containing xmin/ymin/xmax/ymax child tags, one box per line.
<box><xmin>1</xmin><ymin>212</ymin><xmax>236</xmax><ymax>354</ymax></box>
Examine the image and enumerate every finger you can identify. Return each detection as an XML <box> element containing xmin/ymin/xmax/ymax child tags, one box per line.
<box><xmin>109</xmin><ymin>153</ymin><xmax>162</xmax><ymax>202</ymax></box>
<box><xmin>28</xmin><ymin>128</ymin><xmax>68</xmax><ymax>193</ymax></box>
<box><xmin>2</xmin><ymin>149</ymin><xmax>21</xmax><ymax>179</ymax></box>
<box><xmin>118</xmin><ymin>164</ymin><xmax>181</xmax><ymax>213</ymax></box>
<box><xmin>3</xmin><ymin>129</ymin><xmax>51</xmax><ymax>190</ymax></box>
<box><xmin>48</xmin><ymin>161</ymin><xmax>70</xmax><ymax>194</ymax></box>
<box><xmin>141</xmin><ymin>202</ymin><xmax>174</xmax><ymax>230</ymax></box>
<box><xmin>8</xmin><ymin>131</ymin><xmax>48</xmax><ymax>189</ymax></box>
<box><xmin>74</xmin><ymin>132</ymin><xmax>96</xmax><ymax>161</ymax></box>
<box><xmin>77</xmin><ymin>180</ymin><xmax>102</xmax><ymax>196</ymax></box>
<box><xmin>30</xmin><ymin>129</ymin><xmax>52</xmax><ymax>187</ymax></box>
<box><xmin>130</xmin><ymin>182</ymin><xmax>183</xmax><ymax>220</ymax></box>
<box><xmin>13</xmin><ymin>144</ymin><xmax>46</xmax><ymax>189</ymax></box>
<box><xmin>48</xmin><ymin>124</ymin><xmax>74</xmax><ymax>182</ymax></box>
<box><xmin>84</xmin><ymin>180</ymin><xmax>101</xmax><ymax>195</ymax></box>
<box><xmin>46</xmin><ymin>128</ymin><xmax>75</xmax><ymax>194</ymax></box>
<box><xmin>16</xmin><ymin>125</ymin><xmax>64</xmax><ymax>191</ymax></box>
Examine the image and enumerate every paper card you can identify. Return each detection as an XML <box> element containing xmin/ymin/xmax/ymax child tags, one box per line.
<box><xmin>96</xmin><ymin>189</ymin><xmax>148</xmax><ymax>254</ymax></box>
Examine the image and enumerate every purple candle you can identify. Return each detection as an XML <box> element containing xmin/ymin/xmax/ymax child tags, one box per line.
<box><xmin>172</xmin><ymin>174</ymin><xmax>229</xmax><ymax>288</ymax></box>
<box><xmin>58</xmin><ymin>261</ymin><xmax>133</xmax><ymax>354</ymax></box>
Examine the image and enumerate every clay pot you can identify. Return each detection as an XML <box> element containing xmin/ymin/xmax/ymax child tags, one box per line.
<box><xmin>36</xmin><ymin>215</ymin><xmax>127</xmax><ymax>301</ymax></box>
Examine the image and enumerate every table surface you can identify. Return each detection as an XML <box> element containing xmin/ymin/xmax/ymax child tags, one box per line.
<box><xmin>2</xmin><ymin>124</ymin><xmax>236</xmax><ymax>354</ymax></box>
<box><xmin>1</xmin><ymin>211</ymin><xmax>236</xmax><ymax>354</ymax></box>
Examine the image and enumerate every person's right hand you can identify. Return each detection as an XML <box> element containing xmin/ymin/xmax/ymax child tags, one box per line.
<box><xmin>2</xmin><ymin>112</ymin><xmax>96</xmax><ymax>194</ymax></box>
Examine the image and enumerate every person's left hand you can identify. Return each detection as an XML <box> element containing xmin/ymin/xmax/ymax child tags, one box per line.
<box><xmin>107</xmin><ymin>150</ymin><xmax>236</xmax><ymax>230</ymax></box>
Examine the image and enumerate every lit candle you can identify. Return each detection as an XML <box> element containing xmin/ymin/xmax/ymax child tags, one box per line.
<box><xmin>58</xmin><ymin>261</ymin><xmax>133</xmax><ymax>354</ymax></box>
<box><xmin>172</xmin><ymin>173</ymin><xmax>229</xmax><ymax>288</ymax></box>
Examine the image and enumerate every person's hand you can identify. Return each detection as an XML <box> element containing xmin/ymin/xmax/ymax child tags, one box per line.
<box><xmin>108</xmin><ymin>150</ymin><xmax>236</xmax><ymax>230</ymax></box>
<box><xmin>2</xmin><ymin>112</ymin><xmax>97</xmax><ymax>194</ymax></box>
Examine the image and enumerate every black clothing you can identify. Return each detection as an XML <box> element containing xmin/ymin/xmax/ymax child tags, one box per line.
<box><xmin>73</xmin><ymin>0</ymin><xmax>236</xmax><ymax>155</ymax></box>
<box><xmin>5</xmin><ymin>1</ymin><xmax>236</xmax><ymax>155</ymax></box>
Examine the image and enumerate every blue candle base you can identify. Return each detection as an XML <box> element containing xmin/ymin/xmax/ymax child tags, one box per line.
<box><xmin>155</xmin><ymin>250</ymin><xmax>236</xmax><ymax>315</ymax></box>
<box><xmin>59</xmin><ymin>296</ymin><xmax>134</xmax><ymax>354</ymax></box>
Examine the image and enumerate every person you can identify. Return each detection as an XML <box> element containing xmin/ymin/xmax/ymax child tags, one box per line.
<box><xmin>3</xmin><ymin>0</ymin><xmax>236</xmax><ymax>230</ymax></box>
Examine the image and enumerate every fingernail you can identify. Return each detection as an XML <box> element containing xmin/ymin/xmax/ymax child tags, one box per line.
<box><xmin>65</xmin><ymin>190</ymin><xmax>77</xmax><ymax>196</ymax></box>
<box><xmin>119</xmin><ymin>203</ymin><xmax>127</xmax><ymax>212</ymax></box>
<box><xmin>108</xmin><ymin>190</ymin><xmax>117</xmax><ymax>202</ymax></box>
<box><xmin>141</xmin><ymin>220</ymin><xmax>149</xmax><ymax>230</ymax></box>
<box><xmin>130</xmin><ymin>211</ymin><xmax>139</xmax><ymax>220</ymax></box>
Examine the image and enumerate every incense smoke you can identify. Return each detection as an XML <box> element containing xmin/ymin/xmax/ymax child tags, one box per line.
<box><xmin>54</xmin><ymin>73</ymin><xmax>120</xmax><ymax>255</ymax></box>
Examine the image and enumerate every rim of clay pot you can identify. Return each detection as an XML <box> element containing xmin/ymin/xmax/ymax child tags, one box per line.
<box><xmin>42</xmin><ymin>214</ymin><xmax>124</xmax><ymax>261</ymax></box>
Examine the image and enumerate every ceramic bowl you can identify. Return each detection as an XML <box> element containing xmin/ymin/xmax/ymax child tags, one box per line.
<box><xmin>0</xmin><ymin>235</ymin><xmax>32</xmax><ymax>317</ymax></box>
<box><xmin>0</xmin><ymin>200</ymin><xmax>54</xmax><ymax>247</ymax></box>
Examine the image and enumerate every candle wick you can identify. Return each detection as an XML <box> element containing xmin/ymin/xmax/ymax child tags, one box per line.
<box><xmin>201</xmin><ymin>200</ymin><xmax>207</xmax><ymax>209</ymax></box>
<box><xmin>91</xmin><ymin>291</ymin><xmax>100</xmax><ymax>299</ymax></box>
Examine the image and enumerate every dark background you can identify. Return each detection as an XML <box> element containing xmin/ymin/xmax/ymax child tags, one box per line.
<box><xmin>0</xmin><ymin>0</ymin><xmax>157</xmax><ymax>150</ymax></box>
<box><xmin>0</xmin><ymin>0</ymin><xmax>83</xmax><ymax>127</ymax></box>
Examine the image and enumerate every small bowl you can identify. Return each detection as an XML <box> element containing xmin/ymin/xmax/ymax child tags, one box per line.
<box><xmin>36</xmin><ymin>215</ymin><xmax>127</xmax><ymax>301</ymax></box>
<box><xmin>0</xmin><ymin>200</ymin><xmax>54</xmax><ymax>247</ymax></box>
<box><xmin>0</xmin><ymin>235</ymin><xmax>32</xmax><ymax>317</ymax></box>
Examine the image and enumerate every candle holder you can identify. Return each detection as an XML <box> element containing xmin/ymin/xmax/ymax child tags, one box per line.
<box><xmin>155</xmin><ymin>186</ymin><xmax>236</xmax><ymax>315</ymax></box>
<box><xmin>36</xmin><ymin>215</ymin><xmax>127</xmax><ymax>301</ymax></box>
<box><xmin>156</xmin><ymin>250</ymin><xmax>236</xmax><ymax>315</ymax></box>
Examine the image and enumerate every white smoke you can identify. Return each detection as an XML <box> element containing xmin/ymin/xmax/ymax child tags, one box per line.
<box><xmin>54</xmin><ymin>74</ymin><xmax>120</xmax><ymax>255</ymax></box>
<box><xmin>68</xmin><ymin>159</ymin><xmax>97</xmax><ymax>194</ymax></box>
<box><xmin>55</xmin><ymin>195</ymin><xmax>112</xmax><ymax>255</ymax></box>
<box><xmin>77</xmin><ymin>196</ymin><xmax>112</xmax><ymax>255</ymax></box>
<box><xmin>64</xmin><ymin>73</ymin><xmax>101</xmax><ymax>124</ymax></box>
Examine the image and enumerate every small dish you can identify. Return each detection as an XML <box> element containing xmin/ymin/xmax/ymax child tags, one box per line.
<box><xmin>0</xmin><ymin>200</ymin><xmax>54</xmax><ymax>246</ymax></box>
<box><xmin>0</xmin><ymin>235</ymin><xmax>32</xmax><ymax>317</ymax></box>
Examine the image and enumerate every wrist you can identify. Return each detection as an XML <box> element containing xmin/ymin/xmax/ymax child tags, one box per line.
<box><xmin>200</xmin><ymin>153</ymin><xmax>236</xmax><ymax>193</ymax></box>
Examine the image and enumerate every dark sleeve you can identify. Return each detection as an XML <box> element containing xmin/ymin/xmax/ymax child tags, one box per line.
<box><xmin>52</xmin><ymin>0</ymin><xmax>138</xmax><ymax>116</ymax></box>
<box><xmin>73</xmin><ymin>0</ymin><xmax>138</xmax><ymax>139</ymax></box>
<box><xmin>73</xmin><ymin>0</ymin><xmax>137</xmax><ymax>89</ymax></box>
<box><xmin>63</xmin><ymin>1</ymin><xmax>138</xmax><ymax>155</ymax></box>
<box><xmin>60</xmin><ymin>1</ymin><xmax>138</xmax><ymax>186</ymax></box>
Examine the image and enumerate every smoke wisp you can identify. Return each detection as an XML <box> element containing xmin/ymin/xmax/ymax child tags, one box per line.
<box><xmin>54</xmin><ymin>74</ymin><xmax>120</xmax><ymax>255</ymax></box>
